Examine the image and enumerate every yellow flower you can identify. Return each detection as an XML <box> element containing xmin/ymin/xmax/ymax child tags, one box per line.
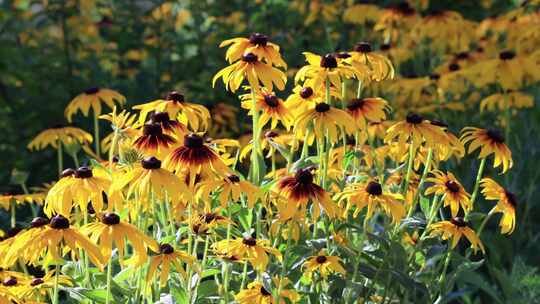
<box><xmin>189</xmin><ymin>208</ymin><xmax>233</xmax><ymax>236</ymax></box>
<box><xmin>274</xmin><ymin>168</ymin><xmax>339</xmax><ymax>220</ymax></box>
<box><xmin>99</xmin><ymin>108</ymin><xmax>139</xmax><ymax>154</ymax></box>
<box><xmin>146</xmin><ymin>243</ymin><xmax>194</xmax><ymax>288</ymax></box>
<box><xmin>240</xmin><ymin>131</ymin><xmax>295</xmax><ymax>161</ymax></box>
<box><xmin>349</xmin><ymin>42</ymin><xmax>395</xmax><ymax>82</ymax></box>
<box><xmin>16</xmin><ymin>271</ymin><xmax>72</xmax><ymax>300</ymax></box>
<box><xmin>197</xmin><ymin>174</ymin><xmax>261</xmax><ymax>208</ymax></box>
<box><xmin>44</xmin><ymin>167</ymin><xmax>110</xmax><ymax>217</ymax></box>
<box><xmin>479</xmin><ymin>91</ymin><xmax>534</xmax><ymax>112</ymax></box>
<box><xmin>294</xmin><ymin>103</ymin><xmax>355</xmax><ymax>145</ymax></box>
<box><xmin>0</xmin><ymin>192</ymin><xmax>45</xmax><ymax>210</ymax></box>
<box><xmin>213</xmin><ymin>237</ymin><xmax>281</xmax><ymax>271</ymax></box>
<box><xmin>374</xmin><ymin>3</ymin><xmax>419</xmax><ymax>43</ymax></box>
<box><xmin>15</xmin><ymin>215</ymin><xmax>106</xmax><ymax>268</ymax></box>
<box><xmin>303</xmin><ymin>250</ymin><xmax>345</xmax><ymax>279</ymax></box>
<box><xmin>219</xmin><ymin>33</ymin><xmax>286</xmax><ymax>68</ymax></box>
<box><xmin>346</xmin><ymin>97</ymin><xmax>390</xmax><ymax>129</ymax></box>
<box><xmin>235</xmin><ymin>280</ymin><xmax>299</xmax><ymax>304</ymax></box>
<box><xmin>240</xmin><ymin>88</ymin><xmax>294</xmax><ymax>130</ymax></box>
<box><xmin>460</xmin><ymin>127</ymin><xmax>513</xmax><ymax>173</ymax></box>
<box><xmin>65</xmin><ymin>87</ymin><xmax>125</xmax><ymax>122</ymax></box>
<box><xmin>429</xmin><ymin>217</ymin><xmax>485</xmax><ymax>253</ymax></box>
<box><xmin>133</xmin><ymin>91</ymin><xmax>210</xmax><ymax>132</ymax></box>
<box><xmin>339</xmin><ymin>180</ymin><xmax>405</xmax><ymax>223</ymax></box>
<box><xmin>480</xmin><ymin>178</ymin><xmax>517</xmax><ymax>234</ymax></box>
<box><xmin>425</xmin><ymin>171</ymin><xmax>471</xmax><ymax>217</ymax></box>
<box><xmin>213</xmin><ymin>52</ymin><xmax>287</xmax><ymax>92</ymax></box>
<box><xmin>132</xmin><ymin>122</ymin><xmax>176</xmax><ymax>159</ymax></box>
<box><xmin>2</xmin><ymin>217</ymin><xmax>49</xmax><ymax>267</ymax></box>
<box><xmin>343</xmin><ymin>4</ymin><xmax>382</xmax><ymax>24</ymax></box>
<box><xmin>82</xmin><ymin>212</ymin><xmax>158</xmax><ymax>266</ymax></box>
<box><xmin>27</xmin><ymin>125</ymin><xmax>92</xmax><ymax>151</ymax></box>
<box><xmin>295</xmin><ymin>52</ymin><xmax>356</xmax><ymax>90</ymax></box>
<box><xmin>385</xmin><ymin>113</ymin><xmax>447</xmax><ymax>148</ymax></box>
<box><xmin>284</xmin><ymin>85</ymin><xmax>322</xmax><ymax>117</ymax></box>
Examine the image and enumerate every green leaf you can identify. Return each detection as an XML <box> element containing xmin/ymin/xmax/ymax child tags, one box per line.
<box><xmin>459</xmin><ymin>271</ymin><xmax>502</xmax><ymax>303</ymax></box>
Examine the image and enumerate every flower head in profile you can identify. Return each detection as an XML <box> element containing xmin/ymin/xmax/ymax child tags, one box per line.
<box><xmin>213</xmin><ymin>236</ymin><xmax>281</xmax><ymax>271</ymax></box>
<box><xmin>28</xmin><ymin>125</ymin><xmax>92</xmax><ymax>151</ymax></box>
<box><xmin>346</xmin><ymin>97</ymin><xmax>390</xmax><ymax>129</ymax></box>
<box><xmin>285</xmin><ymin>85</ymin><xmax>322</xmax><ymax>116</ymax></box>
<box><xmin>460</xmin><ymin>127</ymin><xmax>513</xmax><ymax>173</ymax></box>
<box><xmin>349</xmin><ymin>42</ymin><xmax>395</xmax><ymax>82</ymax></box>
<box><xmin>294</xmin><ymin>103</ymin><xmax>355</xmax><ymax>145</ymax></box>
<box><xmin>295</xmin><ymin>52</ymin><xmax>355</xmax><ymax>90</ymax></box>
<box><xmin>16</xmin><ymin>271</ymin><xmax>72</xmax><ymax>300</ymax></box>
<box><xmin>65</xmin><ymin>87</ymin><xmax>126</xmax><ymax>122</ymax></box>
<box><xmin>219</xmin><ymin>33</ymin><xmax>286</xmax><ymax>67</ymax></box>
<box><xmin>385</xmin><ymin>112</ymin><xmax>447</xmax><ymax>148</ymax></box>
<box><xmin>429</xmin><ymin>217</ymin><xmax>485</xmax><ymax>253</ymax></box>
<box><xmin>213</xmin><ymin>52</ymin><xmax>287</xmax><ymax>92</ymax></box>
<box><xmin>146</xmin><ymin>243</ymin><xmax>194</xmax><ymax>287</ymax></box>
<box><xmin>240</xmin><ymin>88</ymin><xmax>293</xmax><ymax>130</ymax></box>
<box><xmin>425</xmin><ymin>171</ymin><xmax>471</xmax><ymax>217</ymax></box>
<box><xmin>82</xmin><ymin>212</ymin><xmax>159</xmax><ymax>266</ymax></box>
<box><xmin>480</xmin><ymin>178</ymin><xmax>517</xmax><ymax>234</ymax></box>
<box><xmin>197</xmin><ymin>174</ymin><xmax>261</xmax><ymax>208</ymax></box>
<box><xmin>303</xmin><ymin>250</ymin><xmax>346</xmax><ymax>279</ymax></box>
<box><xmin>480</xmin><ymin>91</ymin><xmax>534</xmax><ymax>113</ymax></box>
<box><xmin>133</xmin><ymin>122</ymin><xmax>176</xmax><ymax>158</ymax></box>
<box><xmin>235</xmin><ymin>279</ymin><xmax>299</xmax><ymax>304</ymax></box>
<box><xmin>275</xmin><ymin>168</ymin><xmax>338</xmax><ymax>220</ymax></box>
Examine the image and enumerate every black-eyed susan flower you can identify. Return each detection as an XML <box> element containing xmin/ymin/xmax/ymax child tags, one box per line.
<box><xmin>16</xmin><ymin>272</ymin><xmax>72</xmax><ymax>300</ymax></box>
<box><xmin>240</xmin><ymin>130</ymin><xmax>295</xmax><ymax>161</ymax></box>
<box><xmin>303</xmin><ymin>250</ymin><xmax>346</xmax><ymax>279</ymax></box>
<box><xmin>190</xmin><ymin>207</ymin><xmax>233</xmax><ymax>236</ymax></box>
<box><xmin>213</xmin><ymin>52</ymin><xmax>287</xmax><ymax>92</ymax></box>
<box><xmin>99</xmin><ymin>108</ymin><xmax>139</xmax><ymax>157</ymax></box>
<box><xmin>2</xmin><ymin>217</ymin><xmax>50</xmax><ymax>267</ymax></box>
<box><xmin>346</xmin><ymin>97</ymin><xmax>390</xmax><ymax>129</ymax></box>
<box><xmin>295</xmin><ymin>52</ymin><xmax>356</xmax><ymax>90</ymax></box>
<box><xmin>111</xmin><ymin>156</ymin><xmax>186</xmax><ymax>207</ymax></box>
<box><xmin>235</xmin><ymin>280</ymin><xmax>299</xmax><ymax>304</ymax></box>
<box><xmin>284</xmin><ymin>85</ymin><xmax>322</xmax><ymax>117</ymax></box>
<box><xmin>339</xmin><ymin>180</ymin><xmax>405</xmax><ymax>223</ymax></box>
<box><xmin>27</xmin><ymin>125</ymin><xmax>92</xmax><ymax>151</ymax></box>
<box><xmin>428</xmin><ymin>217</ymin><xmax>485</xmax><ymax>253</ymax></box>
<box><xmin>133</xmin><ymin>91</ymin><xmax>210</xmax><ymax>132</ymax></box>
<box><xmin>44</xmin><ymin>166</ymin><xmax>110</xmax><ymax>217</ymax></box>
<box><xmin>479</xmin><ymin>91</ymin><xmax>534</xmax><ymax>112</ymax></box>
<box><xmin>480</xmin><ymin>178</ymin><xmax>517</xmax><ymax>234</ymax></box>
<box><xmin>146</xmin><ymin>243</ymin><xmax>194</xmax><ymax>287</ymax></box>
<box><xmin>429</xmin><ymin>120</ymin><xmax>465</xmax><ymax>161</ymax></box>
<box><xmin>65</xmin><ymin>87</ymin><xmax>126</xmax><ymax>122</ymax></box>
<box><xmin>164</xmin><ymin>133</ymin><xmax>230</xmax><ymax>178</ymax></box>
<box><xmin>294</xmin><ymin>103</ymin><xmax>355</xmax><ymax>145</ymax></box>
<box><xmin>274</xmin><ymin>168</ymin><xmax>338</xmax><ymax>220</ymax></box>
<box><xmin>385</xmin><ymin>113</ymin><xmax>447</xmax><ymax>148</ymax></box>
<box><xmin>343</xmin><ymin>3</ymin><xmax>382</xmax><ymax>25</ymax></box>
<box><xmin>240</xmin><ymin>89</ymin><xmax>294</xmax><ymax>130</ymax></box>
<box><xmin>197</xmin><ymin>174</ymin><xmax>261</xmax><ymax>208</ymax></box>
<box><xmin>82</xmin><ymin>212</ymin><xmax>159</xmax><ymax>266</ymax></box>
<box><xmin>213</xmin><ymin>236</ymin><xmax>281</xmax><ymax>271</ymax></box>
<box><xmin>219</xmin><ymin>33</ymin><xmax>286</xmax><ymax>68</ymax></box>
<box><xmin>349</xmin><ymin>42</ymin><xmax>395</xmax><ymax>82</ymax></box>
<box><xmin>374</xmin><ymin>2</ymin><xmax>419</xmax><ymax>43</ymax></box>
<box><xmin>133</xmin><ymin>122</ymin><xmax>176</xmax><ymax>158</ymax></box>
<box><xmin>18</xmin><ymin>215</ymin><xmax>105</xmax><ymax>268</ymax></box>
<box><xmin>425</xmin><ymin>171</ymin><xmax>471</xmax><ymax>217</ymax></box>
<box><xmin>460</xmin><ymin>127</ymin><xmax>513</xmax><ymax>173</ymax></box>
<box><xmin>149</xmin><ymin>111</ymin><xmax>188</xmax><ymax>138</ymax></box>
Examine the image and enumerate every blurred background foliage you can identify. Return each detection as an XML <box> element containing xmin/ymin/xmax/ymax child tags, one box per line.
<box><xmin>1</xmin><ymin>0</ymin><xmax>539</xmax><ymax>302</ymax></box>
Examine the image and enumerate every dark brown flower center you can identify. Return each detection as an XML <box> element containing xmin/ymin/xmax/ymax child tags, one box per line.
<box><xmin>347</xmin><ymin>98</ymin><xmax>366</xmax><ymax>111</ymax></box>
<box><xmin>366</xmin><ymin>181</ymin><xmax>383</xmax><ymax>195</ymax></box>
<box><xmin>143</xmin><ymin>123</ymin><xmax>163</xmax><ymax>136</ymax></box>
<box><xmin>380</xmin><ymin>43</ymin><xmax>391</xmax><ymax>51</ymax></box>
<box><xmin>84</xmin><ymin>87</ymin><xmax>100</xmax><ymax>95</ymax></box>
<box><xmin>184</xmin><ymin>133</ymin><xmax>204</xmax><ymax>148</ymax></box>
<box><xmin>354</xmin><ymin>42</ymin><xmax>372</xmax><ymax>53</ymax></box>
<box><xmin>249</xmin><ymin>33</ymin><xmax>268</xmax><ymax>46</ymax></box>
<box><xmin>315</xmin><ymin>103</ymin><xmax>330</xmax><ymax>113</ymax></box>
<box><xmin>451</xmin><ymin>217</ymin><xmax>467</xmax><ymax>227</ymax></box>
<box><xmin>499</xmin><ymin>50</ymin><xmax>515</xmax><ymax>60</ymax></box>
<box><xmin>445</xmin><ymin>180</ymin><xmax>461</xmax><ymax>193</ymax></box>
<box><xmin>102</xmin><ymin>212</ymin><xmax>120</xmax><ymax>225</ymax></box>
<box><xmin>260</xmin><ymin>286</ymin><xmax>272</xmax><ymax>296</ymax></box>
<box><xmin>160</xmin><ymin>243</ymin><xmax>174</xmax><ymax>254</ymax></box>
<box><xmin>151</xmin><ymin>112</ymin><xmax>170</xmax><ymax>123</ymax></box>
<box><xmin>50</xmin><ymin>215</ymin><xmax>70</xmax><ymax>229</ymax></box>
<box><xmin>75</xmin><ymin>166</ymin><xmax>93</xmax><ymax>179</ymax></box>
<box><xmin>141</xmin><ymin>156</ymin><xmax>161</xmax><ymax>169</ymax></box>
<box><xmin>505</xmin><ymin>191</ymin><xmax>517</xmax><ymax>207</ymax></box>
<box><xmin>263</xmin><ymin>94</ymin><xmax>279</xmax><ymax>108</ymax></box>
<box><xmin>3</xmin><ymin>277</ymin><xmax>17</xmax><ymax>286</ymax></box>
<box><xmin>430</xmin><ymin>119</ymin><xmax>448</xmax><ymax>128</ymax></box>
<box><xmin>61</xmin><ymin>168</ymin><xmax>76</xmax><ymax>178</ymax></box>
<box><xmin>300</xmin><ymin>87</ymin><xmax>314</xmax><ymax>99</ymax></box>
<box><xmin>242</xmin><ymin>237</ymin><xmax>257</xmax><ymax>246</ymax></box>
<box><xmin>227</xmin><ymin>174</ymin><xmax>240</xmax><ymax>183</ymax></box>
<box><xmin>429</xmin><ymin>73</ymin><xmax>440</xmax><ymax>80</ymax></box>
<box><xmin>295</xmin><ymin>169</ymin><xmax>314</xmax><ymax>184</ymax></box>
<box><xmin>242</xmin><ymin>52</ymin><xmax>258</xmax><ymax>63</ymax></box>
<box><xmin>316</xmin><ymin>255</ymin><xmax>328</xmax><ymax>264</ymax></box>
<box><xmin>320</xmin><ymin>54</ymin><xmax>337</xmax><ymax>68</ymax></box>
<box><xmin>456</xmin><ymin>52</ymin><xmax>469</xmax><ymax>60</ymax></box>
<box><xmin>448</xmin><ymin>63</ymin><xmax>460</xmax><ymax>71</ymax></box>
<box><xmin>265</xmin><ymin>131</ymin><xmax>278</xmax><ymax>138</ymax></box>
<box><xmin>166</xmin><ymin>91</ymin><xmax>184</xmax><ymax>102</ymax></box>
<box><xmin>392</xmin><ymin>2</ymin><xmax>415</xmax><ymax>15</ymax></box>
<box><xmin>31</xmin><ymin>217</ymin><xmax>48</xmax><ymax>228</ymax></box>
<box><xmin>334</xmin><ymin>52</ymin><xmax>351</xmax><ymax>59</ymax></box>
<box><xmin>486</xmin><ymin>128</ymin><xmax>505</xmax><ymax>143</ymax></box>
<box><xmin>30</xmin><ymin>278</ymin><xmax>44</xmax><ymax>286</ymax></box>
<box><xmin>406</xmin><ymin>113</ymin><xmax>423</xmax><ymax>124</ymax></box>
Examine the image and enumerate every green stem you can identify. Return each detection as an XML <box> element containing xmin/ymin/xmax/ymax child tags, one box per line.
<box><xmin>403</xmin><ymin>143</ymin><xmax>415</xmax><ymax>196</ymax></box>
<box><xmin>94</xmin><ymin>113</ymin><xmax>101</xmax><ymax>157</ymax></box>
<box><xmin>57</xmin><ymin>140</ymin><xmax>64</xmax><ymax>177</ymax></box>
<box><xmin>437</xmin><ymin>249</ymin><xmax>452</xmax><ymax>296</ymax></box>
<box><xmin>476</xmin><ymin>210</ymin><xmax>494</xmax><ymax>238</ymax></box>
<box><xmin>106</xmin><ymin>257</ymin><xmax>113</xmax><ymax>304</ymax></box>
<box><xmin>250</xmin><ymin>89</ymin><xmax>262</xmax><ymax>185</ymax></box>
<box><xmin>469</xmin><ymin>158</ymin><xmax>487</xmax><ymax>208</ymax></box>
<box><xmin>52</xmin><ymin>264</ymin><xmax>60</xmax><ymax>304</ymax></box>
<box><xmin>409</xmin><ymin>148</ymin><xmax>433</xmax><ymax>218</ymax></box>
<box><xmin>275</xmin><ymin>226</ymin><xmax>293</xmax><ymax>302</ymax></box>
<box><xmin>240</xmin><ymin>261</ymin><xmax>249</xmax><ymax>289</ymax></box>
<box><xmin>10</xmin><ymin>201</ymin><xmax>16</xmax><ymax>228</ymax></box>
